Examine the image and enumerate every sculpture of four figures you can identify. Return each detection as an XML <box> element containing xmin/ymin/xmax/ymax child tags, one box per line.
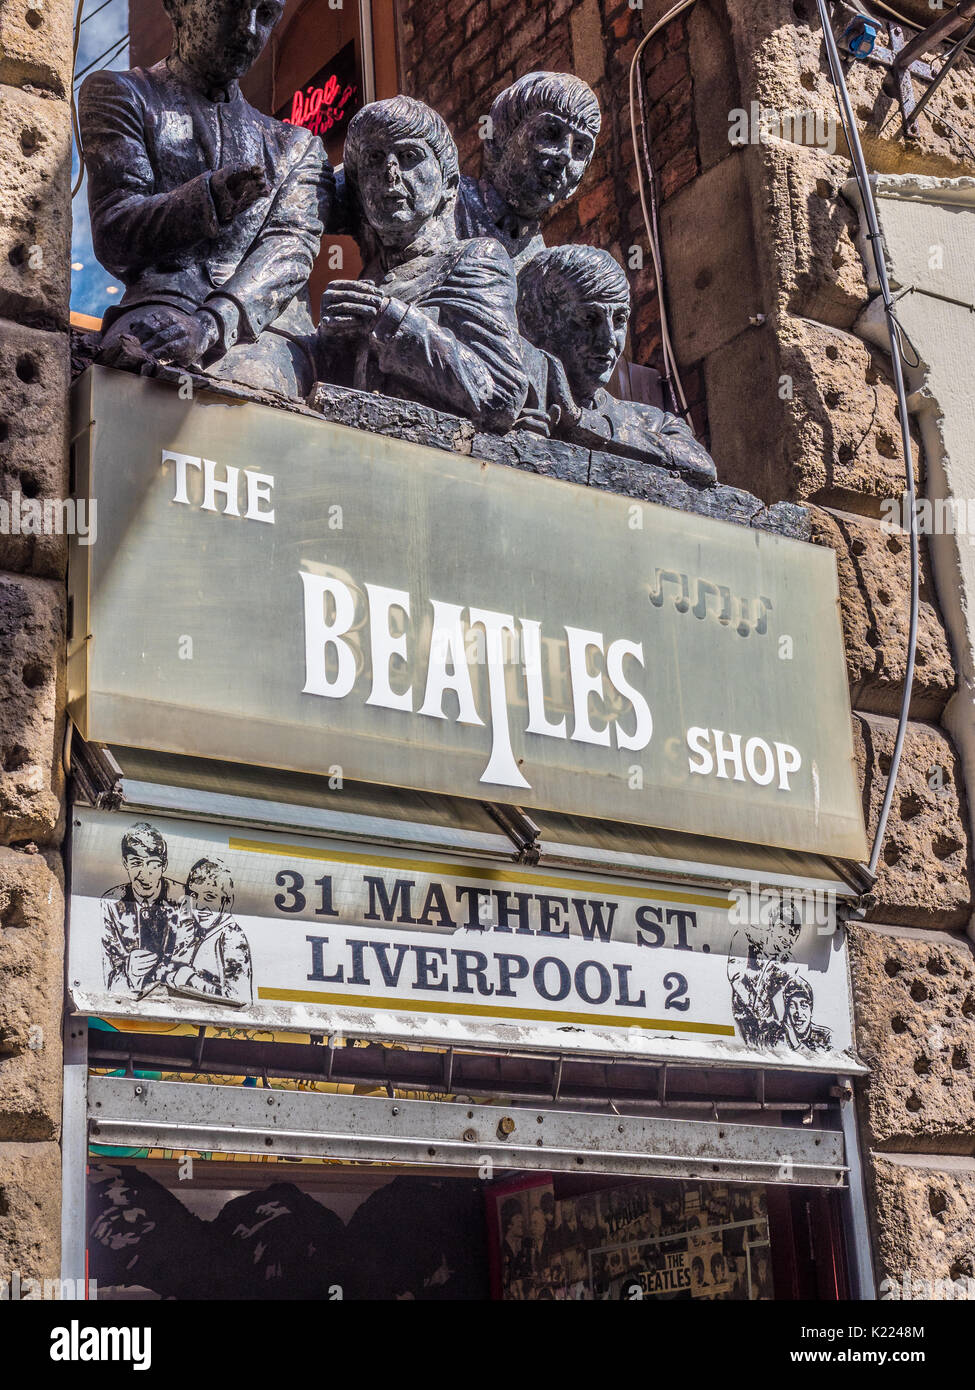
<box><xmin>79</xmin><ymin>0</ymin><xmax>717</xmax><ymax>483</ymax></box>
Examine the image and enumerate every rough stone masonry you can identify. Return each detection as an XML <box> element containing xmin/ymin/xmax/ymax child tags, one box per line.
<box><xmin>0</xmin><ymin>0</ymin><xmax>71</xmax><ymax>1284</ymax></box>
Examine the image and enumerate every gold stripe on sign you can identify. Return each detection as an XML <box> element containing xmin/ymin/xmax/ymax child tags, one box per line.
<box><xmin>257</xmin><ymin>987</ymin><xmax>736</xmax><ymax>1036</ymax></box>
<box><xmin>229</xmin><ymin>836</ymin><xmax>733</xmax><ymax>911</ymax></box>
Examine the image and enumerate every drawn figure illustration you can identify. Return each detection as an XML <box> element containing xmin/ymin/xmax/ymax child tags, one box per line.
<box><xmin>727</xmin><ymin>905</ymin><xmax>830</xmax><ymax>1053</ymax></box>
<box><xmin>101</xmin><ymin>823</ymin><xmax>184</xmax><ymax>994</ymax></box>
<box><xmin>100</xmin><ymin>828</ymin><xmax>251</xmax><ymax>1007</ymax></box>
<box><xmin>164</xmin><ymin>857</ymin><xmax>253</xmax><ymax>1006</ymax></box>
<box><xmin>779</xmin><ymin>976</ymin><xmax>832</xmax><ymax>1052</ymax></box>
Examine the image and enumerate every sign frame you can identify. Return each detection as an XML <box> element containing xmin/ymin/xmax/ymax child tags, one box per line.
<box><xmin>68</xmin><ymin>368</ymin><xmax>869</xmax><ymax>864</ymax></box>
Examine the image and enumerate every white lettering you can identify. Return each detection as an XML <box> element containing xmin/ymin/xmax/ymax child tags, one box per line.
<box><xmin>606</xmin><ymin>638</ymin><xmax>653</xmax><ymax>752</ymax></box>
<box><xmin>365</xmin><ymin>584</ymin><xmax>413</xmax><ymax>712</ymax></box>
<box><xmin>521</xmin><ymin>619</ymin><xmax>567</xmax><ymax>739</ymax></box>
<box><xmin>774</xmin><ymin>740</ymin><xmax>802</xmax><ymax>790</ymax></box>
<box><xmin>565</xmin><ymin>626</ymin><xmax>610</xmax><ymax>747</ymax></box>
<box><xmin>713</xmin><ymin>728</ymin><xmax>746</xmax><ymax>782</ymax></box>
<box><xmin>744</xmin><ymin>735</ymin><xmax>776</xmax><ymax>786</ymax></box>
<box><xmin>419</xmin><ymin>601</ymin><xmax>482</xmax><ymax>725</ymax></box>
<box><xmin>201</xmin><ymin>457</ymin><xmax>240</xmax><ymax>516</ymax></box>
<box><xmin>300</xmin><ymin>572</ymin><xmax>357</xmax><ymax>698</ymax></box>
<box><xmin>469</xmin><ymin>607</ymin><xmax>530</xmax><ymax>788</ymax></box>
<box><xmin>686</xmin><ymin>726</ymin><xmax>714</xmax><ymax>776</ymax></box>
<box><xmin>165</xmin><ymin>449</ymin><xmax>202</xmax><ymax>505</ymax></box>
<box><xmin>244</xmin><ymin>470</ymin><xmax>275</xmax><ymax>523</ymax></box>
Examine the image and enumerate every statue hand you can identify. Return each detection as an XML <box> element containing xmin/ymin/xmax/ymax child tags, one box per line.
<box><xmin>320</xmin><ymin>281</ymin><xmax>388</xmax><ymax>337</ymax></box>
<box><xmin>546</xmin><ymin>355</ymin><xmax>582</xmax><ymax>428</ymax></box>
<box><xmin>211</xmin><ymin>162</ymin><xmax>272</xmax><ymax>222</ymax></box>
<box><xmin>137</xmin><ymin>307</ymin><xmax>219</xmax><ymax>367</ymax></box>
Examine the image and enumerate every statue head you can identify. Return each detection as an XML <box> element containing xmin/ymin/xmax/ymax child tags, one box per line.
<box><xmin>518</xmin><ymin>245</ymin><xmax>630</xmax><ymax>406</ymax></box>
<box><xmin>162</xmin><ymin>0</ymin><xmax>284</xmax><ymax>84</ymax></box>
<box><xmin>344</xmin><ymin>96</ymin><xmax>460</xmax><ymax>250</ymax></box>
<box><xmin>483</xmin><ymin>72</ymin><xmax>600</xmax><ymax>221</ymax></box>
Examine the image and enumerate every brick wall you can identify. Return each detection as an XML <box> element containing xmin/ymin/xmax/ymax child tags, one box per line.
<box><xmin>0</xmin><ymin>0</ymin><xmax>71</xmax><ymax>1282</ymax></box>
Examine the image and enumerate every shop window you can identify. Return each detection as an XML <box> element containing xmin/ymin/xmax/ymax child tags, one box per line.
<box><xmin>86</xmin><ymin>1154</ymin><xmax>845</xmax><ymax>1301</ymax></box>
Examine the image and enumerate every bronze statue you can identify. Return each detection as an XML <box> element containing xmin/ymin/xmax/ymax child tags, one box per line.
<box><xmin>317</xmin><ymin>96</ymin><xmax>528</xmax><ymax>432</ymax></box>
<box><xmin>517</xmin><ymin>245</ymin><xmax>717</xmax><ymax>484</ymax></box>
<box><xmin>78</xmin><ymin>0</ymin><xmax>334</xmax><ymax>397</ymax></box>
<box><xmin>455</xmin><ymin>72</ymin><xmax>600</xmax><ymax>270</ymax></box>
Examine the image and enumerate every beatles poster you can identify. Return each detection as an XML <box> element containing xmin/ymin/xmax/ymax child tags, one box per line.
<box><xmin>490</xmin><ymin>1177</ymin><xmax>773</xmax><ymax>1301</ymax></box>
<box><xmin>68</xmin><ymin>806</ymin><xmax>860</xmax><ymax>1071</ymax></box>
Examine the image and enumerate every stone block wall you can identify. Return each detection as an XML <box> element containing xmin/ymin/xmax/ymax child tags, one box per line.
<box><xmin>0</xmin><ymin>0</ymin><xmax>70</xmax><ymax>1283</ymax></box>
<box><xmin>709</xmin><ymin>0</ymin><xmax>975</xmax><ymax>1295</ymax></box>
<box><xmin>398</xmin><ymin>0</ymin><xmax>975</xmax><ymax>1290</ymax></box>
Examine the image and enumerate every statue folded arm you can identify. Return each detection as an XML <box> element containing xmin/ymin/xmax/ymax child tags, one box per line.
<box><xmin>210</xmin><ymin>132</ymin><xmax>332</xmax><ymax>344</ymax></box>
<box><xmin>369</xmin><ymin>240</ymin><xmax>528</xmax><ymax>431</ymax></box>
<box><xmin>79</xmin><ymin>70</ymin><xmax>222</xmax><ymax>279</ymax></box>
<box><xmin>619</xmin><ymin>405</ymin><xmax>717</xmax><ymax>485</ymax></box>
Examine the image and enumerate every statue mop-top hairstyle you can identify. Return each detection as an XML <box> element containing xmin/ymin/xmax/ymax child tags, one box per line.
<box><xmin>517</xmin><ymin>244</ymin><xmax>630</xmax><ymax>347</ymax></box>
<box><xmin>485</xmin><ymin>71</ymin><xmax>601</xmax><ymax>162</ymax></box>
<box><xmin>344</xmin><ymin>95</ymin><xmax>460</xmax><ymax>206</ymax></box>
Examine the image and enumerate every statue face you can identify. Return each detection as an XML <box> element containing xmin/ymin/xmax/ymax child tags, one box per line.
<box><xmin>491</xmin><ymin>111</ymin><xmax>596</xmax><ymax>219</ymax></box>
<box><xmin>170</xmin><ymin>0</ymin><xmax>284</xmax><ymax>82</ymax></box>
<box><xmin>356</xmin><ymin>134</ymin><xmax>446</xmax><ymax>247</ymax></box>
<box><xmin>558</xmin><ymin>287</ymin><xmax>629</xmax><ymax>404</ymax></box>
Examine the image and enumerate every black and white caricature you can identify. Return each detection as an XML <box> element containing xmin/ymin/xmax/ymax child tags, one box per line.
<box><xmin>101</xmin><ymin>823</ymin><xmax>184</xmax><ymax>994</ymax></box>
<box><xmin>727</xmin><ymin>901</ymin><xmax>831</xmax><ymax>1054</ymax></box>
<box><xmin>779</xmin><ymin>976</ymin><xmax>831</xmax><ymax>1052</ymax></box>
<box><xmin>166</xmin><ymin>857</ymin><xmax>253</xmax><ymax>1006</ymax></box>
<box><xmin>100</xmin><ymin>826</ymin><xmax>251</xmax><ymax>1007</ymax></box>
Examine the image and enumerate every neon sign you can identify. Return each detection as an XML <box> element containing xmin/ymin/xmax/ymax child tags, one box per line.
<box><xmin>278</xmin><ymin>40</ymin><xmax>360</xmax><ymax>143</ymax></box>
<box><xmin>284</xmin><ymin>74</ymin><xmax>357</xmax><ymax>138</ymax></box>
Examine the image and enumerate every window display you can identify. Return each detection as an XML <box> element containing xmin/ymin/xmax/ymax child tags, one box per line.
<box><xmin>488</xmin><ymin>1177</ymin><xmax>773</xmax><ymax>1301</ymax></box>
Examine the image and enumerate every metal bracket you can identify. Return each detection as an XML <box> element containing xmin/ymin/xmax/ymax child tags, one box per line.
<box><xmin>840</xmin><ymin>2</ymin><xmax>975</xmax><ymax>139</ymax></box>
<box><xmin>482</xmin><ymin>801</ymin><xmax>541</xmax><ymax>864</ymax></box>
<box><xmin>88</xmin><ymin>1076</ymin><xmax>849</xmax><ymax>1187</ymax></box>
<box><xmin>888</xmin><ymin>24</ymin><xmax>925</xmax><ymax>137</ymax></box>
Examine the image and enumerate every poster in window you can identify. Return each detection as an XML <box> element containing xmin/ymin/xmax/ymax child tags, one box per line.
<box><xmin>487</xmin><ymin>1178</ymin><xmax>774</xmax><ymax>1301</ymax></box>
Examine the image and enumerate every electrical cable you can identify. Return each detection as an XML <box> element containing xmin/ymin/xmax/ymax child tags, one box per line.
<box><xmin>628</xmin><ymin>0</ymin><xmax>697</xmax><ymax>424</ymax></box>
<box><xmin>70</xmin><ymin>0</ymin><xmax>86</xmax><ymax>198</ymax></box>
<box><xmin>860</xmin><ymin>0</ymin><xmax>923</xmax><ymax>30</ymax></box>
<box><xmin>815</xmin><ymin>0</ymin><xmax>921</xmax><ymax>880</ymax></box>
<box><xmin>81</xmin><ymin>0</ymin><xmax>117</xmax><ymax>25</ymax></box>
